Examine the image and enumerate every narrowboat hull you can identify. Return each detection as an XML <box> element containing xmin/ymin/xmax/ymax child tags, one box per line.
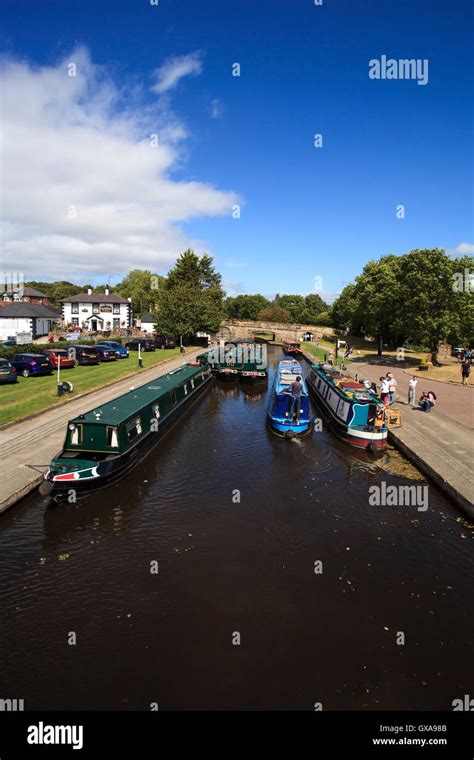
<box><xmin>41</xmin><ymin>371</ymin><xmax>214</xmax><ymax>500</ymax></box>
<box><xmin>306</xmin><ymin>370</ymin><xmax>388</xmax><ymax>451</ymax></box>
<box><xmin>240</xmin><ymin>369</ymin><xmax>268</xmax><ymax>385</ymax></box>
<box><xmin>266</xmin><ymin>414</ymin><xmax>314</xmax><ymax>438</ymax></box>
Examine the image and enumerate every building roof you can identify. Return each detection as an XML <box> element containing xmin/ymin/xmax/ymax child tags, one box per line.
<box><xmin>70</xmin><ymin>363</ymin><xmax>205</xmax><ymax>425</ymax></box>
<box><xmin>140</xmin><ymin>315</ymin><xmax>156</xmax><ymax>323</ymax></box>
<box><xmin>0</xmin><ymin>303</ymin><xmax>61</xmax><ymax>318</ymax></box>
<box><xmin>1</xmin><ymin>286</ymin><xmax>48</xmax><ymax>298</ymax></box>
<box><xmin>61</xmin><ymin>293</ymin><xmax>130</xmax><ymax>304</ymax></box>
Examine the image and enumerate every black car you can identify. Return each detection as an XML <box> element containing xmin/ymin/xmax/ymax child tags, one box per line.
<box><xmin>154</xmin><ymin>336</ymin><xmax>176</xmax><ymax>349</ymax></box>
<box><xmin>95</xmin><ymin>345</ymin><xmax>117</xmax><ymax>362</ymax></box>
<box><xmin>10</xmin><ymin>353</ymin><xmax>53</xmax><ymax>378</ymax></box>
<box><xmin>73</xmin><ymin>345</ymin><xmax>101</xmax><ymax>365</ymax></box>
<box><xmin>0</xmin><ymin>357</ymin><xmax>18</xmax><ymax>383</ymax></box>
<box><xmin>125</xmin><ymin>338</ymin><xmax>156</xmax><ymax>352</ymax></box>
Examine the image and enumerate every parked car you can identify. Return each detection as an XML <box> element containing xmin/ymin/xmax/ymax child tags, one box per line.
<box><xmin>125</xmin><ymin>338</ymin><xmax>156</xmax><ymax>352</ymax></box>
<box><xmin>0</xmin><ymin>357</ymin><xmax>17</xmax><ymax>384</ymax></box>
<box><xmin>2</xmin><ymin>339</ymin><xmax>16</xmax><ymax>348</ymax></box>
<box><xmin>96</xmin><ymin>345</ymin><xmax>117</xmax><ymax>362</ymax></box>
<box><xmin>44</xmin><ymin>349</ymin><xmax>76</xmax><ymax>369</ymax></box>
<box><xmin>154</xmin><ymin>336</ymin><xmax>176</xmax><ymax>349</ymax></box>
<box><xmin>73</xmin><ymin>345</ymin><xmax>101</xmax><ymax>366</ymax></box>
<box><xmin>11</xmin><ymin>353</ymin><xmax>53</xmax><ymax>378</ymax></box>
<box><xmin>96</xmin><ymin>341</ymin><xmax>129</xmax><ymax>358</ymax></box>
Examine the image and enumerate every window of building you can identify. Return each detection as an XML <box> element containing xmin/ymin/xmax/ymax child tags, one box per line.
<box><xmin>106</xmin><ymin>426</ymin><xmax>119</xmax><ymax>448</ymax></box>
<box><xmin>126</xmin><ymin>417</ymin><xmax>142</xmax><ymax>442</ymax></box>
<box><xmin>70</xmin><ymin>424</ymin><xmax>83</xmax><ymax>445</ymax></box>
<box><xmin>113</xmin><ymin>304</ymin><xmax>120</xmax><ymax>314</ymax></box>
<box><xmin>92</xmin><ymin>303</ymin><xmax>100</xmax><ymax>312</ymax></box>
<box><xmin>71</xmin><ymin>318</ymin><xmax>79</xmax><ymax>327</ymax></box>
<box><xmin>113</xmin><ymin>318</ymin><xmax>120</xmax><ymax>329</ymax></box>
<box><xmin>71</xmin><ymin>303</ymin><xmax>79</xmax><ymax>314</ymax></box>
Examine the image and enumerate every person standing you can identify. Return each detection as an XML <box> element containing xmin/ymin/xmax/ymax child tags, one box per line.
<box><xmin>290</xmin><ymin>375</ymin><xmax>303</xmax><ymax>422</ymax></box>
<box><xmin>386</xmin><ymin>372</ymin><xmax>397</xmax><ymax>404</ymax></box>
<box><xmin>379</xmin><ymin>376</ymin><xmax>390</xmax><ymax>406</ymax></box>
<box><xmin>461</xmin><ymin>359</ymin><xmax>471</xmax><ymax>386</ymax></box>
<box><xmin>408</xmin><ymin>376</ymin><xmax>418</xmax><ymax>406</ymax></box>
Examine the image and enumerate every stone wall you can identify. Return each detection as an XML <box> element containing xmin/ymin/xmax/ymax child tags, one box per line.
<box><xmin>220</xmin><ymin>319</ymin><xmax>335</xmax><ymax>343</ymax></box>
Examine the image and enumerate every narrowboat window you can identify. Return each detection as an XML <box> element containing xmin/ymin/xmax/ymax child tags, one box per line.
<box><xmin>69</xmin><ymin>423</ymin><xmax>83</xmax><ymax>445</ymax></box>
<box><xmin>126</xmin><ymin>416</ymin><xmax>142</xmax><ymax>441</ymax></box>
<box><xmin>190</xmin><ymin>378</ymin><xmax>195</xmax><ymax>389</ymax></box>
<box><xmin>106</xmin><ymin>426</ymin><xmax>119</xmax><ymax>447</ymax></box>
<box><xmin>183</xmin><ymin>383</ymin><xmax>188</xmax><ymax>396</ymax></box>
<box><xmin>152</xmin><ymin>403</ymin><xmax>160</xmax><ymax>419</ymax></box>
<box><xmin>171</xmin><ymin>390</ymin><xmax>177</xmax><ymax>406</ymax></box>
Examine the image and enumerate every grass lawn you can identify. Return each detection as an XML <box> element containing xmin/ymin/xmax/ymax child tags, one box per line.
<box><xmin>0</xmin><ymin>347</ymin><xmax>193</xmax><ymax>426</ymax></box>
<box><xmin>302</xmin><ymin>343</ymin><xmax>352</xmax><ymax>365</ymax></box>
<box><xmin>411</xmin><ymin>362</ymin><xmax>471</xmax><ymax>385</ymax></box>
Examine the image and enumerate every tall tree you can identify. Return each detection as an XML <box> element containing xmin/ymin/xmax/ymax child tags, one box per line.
<box><xmin>225</xmin><ymin>294</ymin><xmax>270</xmax><ymax>320</ymax></box>
<box><xmin>155</xmin><ymin>250</ymin><xmax>225</xmax><ymax>339</ymax></box>
<box><xmin>116</xmin><ymin>269</ymin><xmax>165</xmax><ymax>315</ymax></box>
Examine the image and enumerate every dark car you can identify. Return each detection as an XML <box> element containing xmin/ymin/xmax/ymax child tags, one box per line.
<box><xmin>154</xmin><ymin>336</ymin><xmax>176</xmax><ymax>349</ymax></box>
<box><xmin>0</xmin><ymin>357</ymin><xmax>17</xmax><ymax>383</ymax></box>
<box><xmin>125</xmin><ymin>338</ymin><xmax>156</xmax><ymax>352</ymax></box>
<box><xmin>95</xmin><ymin>345</ymin><xmax>117</xmax><ymax>362</ymax></box>
<box><xmin>73</xmin><ymin>345</ymin><xmax>101</xmax><ymax>365</ymax></box>
<box><xmin>11</xmin><ymin>353</ymin><xmax>53</xmax><ymax>378</ymax></box>
<box><xmin>96</xmin><ymin>341</ymin><xmax>129</xmax><ymax>358</ymax></box>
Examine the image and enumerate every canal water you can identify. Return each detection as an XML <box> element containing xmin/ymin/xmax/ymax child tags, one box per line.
<box><xmin>0</xmin><ymin>346</ymin><xmax>472</xmax><ymax>710</ymax></box>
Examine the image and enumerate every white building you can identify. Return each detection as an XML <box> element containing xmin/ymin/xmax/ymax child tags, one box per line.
<box><xmin>61</xmin><ymin>288</ymin><xmax>132</xmax><ymax>332</ymax></box>
<box><xmin>138</xmin><ymin>315</ymin><xmax>156</xmax><ymax>334</ymax></box>
<box><xmin>0</xmin><ymin>303</ymin><xmax>61</xmax><ymax>341</ymax></box>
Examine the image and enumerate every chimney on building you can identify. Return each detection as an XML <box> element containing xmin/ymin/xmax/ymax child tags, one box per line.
<box><xmin>87</xmin><ymin>288</ymin><xmax>92</xmax><ymax>295</ymax></box>
<box><xmin>127</xmin><ymin>297</ymin><xmax>132</xmax><ymax>302</ymax></box>
<box><xmin>105</xmin><ymin>287</ymin><xmax>109</xmax><ymax>296</ymax></box>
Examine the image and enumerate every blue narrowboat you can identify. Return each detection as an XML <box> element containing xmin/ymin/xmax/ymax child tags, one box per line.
<box><xmin>307</xmin><ymin>363</ymin><xmax>388</xmax><ymax>452</ymax></box>
<box><xmin>267</xmin><ymin>360</ymin><xmax>315</xmax><ymax>438</ymax></box>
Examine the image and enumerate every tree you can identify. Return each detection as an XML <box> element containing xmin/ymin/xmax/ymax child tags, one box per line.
<box><xmin>155</xmin><ymin>250</ymin><xmax>225</xmax><ymax>339</ymax></box>
<box><xmin>225</xmin><ymin>294</ymin><xmax>270</xmax><ymax>320</ymax></box>
<box><xmin>352</xmin><ymin>254</ymin><xmax>402</xmax><ymax>354</ymax></box>
<box><xmin>116</xmin><ymin>269</ymin><xmax>165</xmax><ymax>316</ymax></box>
<box><xmin>331</xmin><ymin>284</ymin><xmax>359</xmax><ymax>331</ymax></box>
<box><xmin>274</xmin><ymin>294</ymin><xmax>305</xmax><ymax>322</ymax></box>
<box><xmin>257</xmin><ymin>304</ymin><xmax>292</xmax><ymax>323</ymax></box>
<box><xmin>304</xmin><ymin>293</ymin><xmax>328</xmax><ymax>315</ymax></box>
<box><xmin>391</xmin><ymin>249</ymin><xmax>471</xmax><ymax>359</ymax></box>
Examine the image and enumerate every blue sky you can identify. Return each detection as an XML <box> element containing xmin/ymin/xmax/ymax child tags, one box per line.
<box><xmin>1</xmin><ymin>0</ymin><xmax>472</xmax><ymax>301</ymax></box>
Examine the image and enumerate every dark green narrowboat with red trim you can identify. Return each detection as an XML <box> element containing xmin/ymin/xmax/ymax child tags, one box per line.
<box><xmin>40</xmin><ymin>358</ymin><xmax>213</xmax><ymax>499</ymax></box>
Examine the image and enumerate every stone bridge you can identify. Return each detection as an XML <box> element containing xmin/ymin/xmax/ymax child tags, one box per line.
<box><xmin>219</xmin><ymin>319</ymin><xmax>335</xmax><ymax>344</ymax></box>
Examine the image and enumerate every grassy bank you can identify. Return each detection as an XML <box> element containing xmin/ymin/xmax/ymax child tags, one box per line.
<box><xmin>0</xmin><ymin>347</ymin><xmax>191</xmax><ymax>426</ymax></box>
<box><xmin>303</xmin><ymin>343</ymin><xmax>352</xmax><ymax>365</ymax></box>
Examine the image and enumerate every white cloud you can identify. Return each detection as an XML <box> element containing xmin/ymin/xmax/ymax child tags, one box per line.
<box><xmin>446</xmin><ymin>242</ymin><xmax>474</xmax><ymax>257</ymax></box>
<box><xmin>151</xmin><ymin>51</ymin><xmax>203</xmax><ymax>95</ymax></box>
<box><xmin>210</xmin><ymin>98</ymin><xmax>223</xmax><ymax>119</ymax></box>
<box><xmin>0</xmin><ymin>48</ymin><xmax>238</xmax><ymax>281</ymax></box>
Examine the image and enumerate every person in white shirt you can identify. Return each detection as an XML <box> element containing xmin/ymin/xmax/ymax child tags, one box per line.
<box><xmin>379</xmin><ymin>376</ymin><xmax>391</xmax><ymax>405</ymax></box>
<box><xmin>408</xmin><ymin>376</ymin><xmax>418</xmax><ymax>406</ymax></box>
<box><xmin>386</xmin><ymin>372</ymin><xmax>397</xmax><ymax>404</ymax></box>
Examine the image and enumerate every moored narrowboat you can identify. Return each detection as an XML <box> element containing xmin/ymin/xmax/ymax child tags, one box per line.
<box><xmin>267</xmin><ymin>360</ymin><xmax>315</xmax><ymax>438</ymax></box>
<box><xmin>307</xmin><ymin>363</ymin><xmax>388</xmax><ymax>451</ymax></box>
<box><xmin>40</xmin><ymin>360</ymin><xmax>213</xmax><ymax>499</ymax></box>
<box><xmin>282</xmin><ymin>341</ymin><xmax>303</xmax><ymax>358</ymax></box>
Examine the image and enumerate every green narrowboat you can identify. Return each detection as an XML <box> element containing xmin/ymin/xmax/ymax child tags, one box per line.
<box><xmin>207</xmin><ymin>339</ymin><xmax>267</xmax><ymax>383</ymax></box>
<box><xmin>40</xmin><ymin>360</ymin><xmax>213</xmax><ymax>499</ymax></box>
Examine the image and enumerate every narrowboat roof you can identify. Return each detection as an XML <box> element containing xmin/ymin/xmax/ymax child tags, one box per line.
<box><xmin>70</xmin><ymin>363</ymin><xmax>206</xmax><ymax>426</ymax></box>
<box><xmin>275</xmin><ymin>360</ymin><xmax>307</xmax><ymax>394</ymax></box>
<box><xmin>311</xmin><ymin>363</ymin><xmax>384</xmax><ymax>404</ymax></box>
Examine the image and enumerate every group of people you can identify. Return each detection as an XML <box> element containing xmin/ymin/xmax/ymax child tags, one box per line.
<box><xmin>360</xmin><ymin>371</ymin><xmax>437</xmax><ymax>413</ymax></box>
